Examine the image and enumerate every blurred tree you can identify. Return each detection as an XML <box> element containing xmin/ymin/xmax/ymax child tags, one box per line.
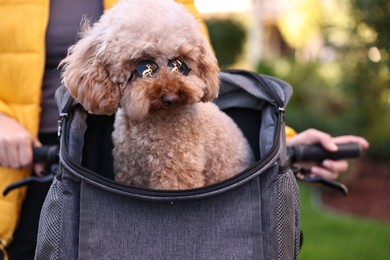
<box><xmin>262</xmin><ymin>0</ymin><xmax>390</xmax><ymax>159</ymax></box>
<box><xmin>205</xmin><ymin>18</ymin><xmax>247</xmax><ymax>68</ymax></box>
<box><xmin>277</xmin><ymin>0</ymin><xmax>324</xmax><ymax>49</ymax></box>
<box><xmin>331</xmin><ymin>0</ymin><xmax>390</xmax><ymax>159</ymax></box>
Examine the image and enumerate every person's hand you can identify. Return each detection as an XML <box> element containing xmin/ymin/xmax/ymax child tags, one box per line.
<box><xmin>286</xmin><ymin>128</ymin><xmax>369</xmax><ymax>180</ymax></box>
<box><xmin>0</xmin><ymin>113</ymin><xmax>41</xmax><ymax>170</ymax></box>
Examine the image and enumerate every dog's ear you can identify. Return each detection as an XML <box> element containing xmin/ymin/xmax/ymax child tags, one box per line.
<box><xmin>196</xmin><ymin>42</ymin><xmax>220</xmax><ymax>102</ymax></box>
<box><xmin>60</xmin><ymin>27</ymin><xmax>121</xmax><ymax>115</ymax></box>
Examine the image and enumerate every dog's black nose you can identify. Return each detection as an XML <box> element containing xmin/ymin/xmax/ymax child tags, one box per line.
<box><xmin>161</xmin><ymin>93</ymin><xmax>179</xmax><ymax>107</ymax></box>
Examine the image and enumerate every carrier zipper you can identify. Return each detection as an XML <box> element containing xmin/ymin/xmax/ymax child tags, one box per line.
<box><xmin>57</xmin><ymin>112</ymin><xmax>68</xmax><ymax>138</ymax></box>
<box><xmin>59</xmin><ymin>105</ymin><xmax>284</xmax><ymax>201</ymax></box>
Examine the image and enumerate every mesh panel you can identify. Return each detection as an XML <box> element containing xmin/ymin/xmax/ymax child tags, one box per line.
<box><xmin>293</xmin><ymin>175</ymin><xmax>301</xmax><ymax>258</ymax></box>
<box><xmin>276</xmin><ymin>171</ymin><xmax>300</xmax><ymax>260</ymax></box>
<box><xmin>35</xmin><ymin>177</ymin><xmax>64</xmax><ymax>260</ymax></box>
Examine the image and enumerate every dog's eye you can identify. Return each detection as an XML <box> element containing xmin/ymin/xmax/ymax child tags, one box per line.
<box><xmin>134</xmin><ymin>60</ymin><xmax>159</xmax><ymax>79</ymax></box>
<box><xmin>167</xmin><ymin>59</ymin><xmax>191</xmax><ymax>75</ymax></box>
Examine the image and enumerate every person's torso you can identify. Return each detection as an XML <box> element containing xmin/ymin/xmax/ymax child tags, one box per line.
<box><xmin>40</xmin><ymin>0</ymin><xmax>104</xmax><ymax>133</ymax></box>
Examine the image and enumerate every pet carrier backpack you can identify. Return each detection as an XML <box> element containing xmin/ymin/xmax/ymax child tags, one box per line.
<box><xmin>35</xmin><ymin>69</ymin><xmax>300</xmax><ymax>260</ymax></box>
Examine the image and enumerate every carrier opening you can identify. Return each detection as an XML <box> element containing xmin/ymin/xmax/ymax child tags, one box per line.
<box><xmin>81</xmin><ymin>107</ymin><xmax>261</xmax><ymax>184</ymax></box>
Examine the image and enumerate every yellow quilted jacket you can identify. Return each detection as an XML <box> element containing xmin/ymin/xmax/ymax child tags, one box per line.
<box><xmin>0</xmin><ymin>0</ymin><xmax>204</xmax><ymax>252</ymax></box>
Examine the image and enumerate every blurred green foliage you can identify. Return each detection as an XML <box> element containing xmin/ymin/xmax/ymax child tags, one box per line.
<box><xmin>204</xmin><ymin>1</ymin><xmax>389</xmax><ymax>159</ymax></box>
<box><xmin>204</xmin><ymin>18</ymin><xmax>247</xmax><ymax>68</ymax></box>
<box><xmin>257</xmin><ymin>0</ymin><xmax>390</xmax><ymax>160</ymax></box>
<box><xmin>332</xmin><ymin>0</ymin><xmax>390</xmax><ymax>159</ymax></box>
<box><xmin>257</xmin><ymin>59</ymin><xmax>355</xmax><ymax>134</ymax></box>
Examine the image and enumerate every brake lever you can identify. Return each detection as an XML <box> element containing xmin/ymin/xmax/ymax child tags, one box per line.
<box><xmin>293</xmin><ymin>167</ymin><xmax>349</xmax><ymax>195</ymax></box>
<box><xmin>3</xmin><ymin>174</ymin><xmax>54</xmax><ymax>196</ymax></box>
<box><xmin>2</xmin><ymin>165</ymin><xmax>57</xmax><ymax>196</ymax></box>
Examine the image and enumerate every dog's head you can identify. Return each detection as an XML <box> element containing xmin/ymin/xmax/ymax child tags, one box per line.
<box><xmin>61</xmin><ymin>0</ymin><xmax>219</xmax><ymax>120</ymax></box>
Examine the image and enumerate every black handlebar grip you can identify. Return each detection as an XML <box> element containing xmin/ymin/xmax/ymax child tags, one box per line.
<box><xmin>33</xmin><ymin>146</ymin><xmax>59</xmax><ymax>165</ymax></box>
<box><xmin>289</xmin><ymin>142</ymin><xmax>362</xmax><ymax>163</ymax></box>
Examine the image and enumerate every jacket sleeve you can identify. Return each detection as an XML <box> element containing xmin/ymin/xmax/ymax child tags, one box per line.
<box><xmin>0</xmin><ymin>169</ymin><xmax>29</xmax><ymax>250</ymax></box>
<box><xmin>0</xmin><ymin>0</ymin><xmax>49</xmax><ymax>251</ymax></box>
<box><xmin>0</xmin><ymin>100</ymin><xmax>17</xmax><ymax>119</ymax></box>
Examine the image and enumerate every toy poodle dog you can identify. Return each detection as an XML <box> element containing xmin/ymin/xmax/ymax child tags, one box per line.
<box><xmin>60</xmin><ymin>0</ymin><xmax>254</xmax><ymax>190</ymax></box>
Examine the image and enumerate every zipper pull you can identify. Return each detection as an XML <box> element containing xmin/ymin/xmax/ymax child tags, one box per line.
<box><xmin>57</xmin><ymin>112</ymin><xmax>68</xmax><ymax>138</ymax></box>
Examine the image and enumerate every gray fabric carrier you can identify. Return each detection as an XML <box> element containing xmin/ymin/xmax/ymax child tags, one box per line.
<box><xmin>35</xmin><ymin>70</ymin><xmax>300</xmax><ymax>260</ymax></box>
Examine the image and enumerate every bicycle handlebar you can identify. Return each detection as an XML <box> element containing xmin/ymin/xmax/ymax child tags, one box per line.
<box><xmin>31</xmin><ymin>143</ymin><xmax>362</xmax><ymax>169</ymax></box>
<box><xmin>4</xmin><ymin>143</ymin><xmax>362</xmax><ymax>196</ymax></box>
<box><xmin>287</xmin><ymin>142</ymin><xmax>362</xmax><ymax>195</ymax></box>
<box><xmin>287</xmin><ymin>142</ymin><xmax>361</xmax><ymax>163</ymax></box>
<box><xmin>2</xmin><ymin>146</ymin><xmax>59</xmax><ymax>196</ymax></box>
<box><xmin>33</xmin><ymin>146</ymin><xmax>59</xmax><ymax>164</ymax></box>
